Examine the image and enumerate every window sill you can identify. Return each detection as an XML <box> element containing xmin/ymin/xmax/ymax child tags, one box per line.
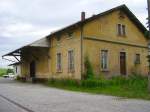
<box><xmin>66</xmin><ymin>36</ymin><xmax>74</xmax><ymax>40</ymax></box>
<box><xmin>134</xmin><ymin>63</ymin><xmax>141</xmax><ymax>65</ymax></box>
<box><xmin>101</xmin><ymin>69</ymin><xmax>109</xmax><ymax>72</ymax></box>
<box><xmin>68</xmin><ymin>70</ymin><xmax>75</xmax><ymax>73</ymax></box>
<box><xmin>56</xmin><ymin>70</ymin><xmax>63</xmax><ymax>73</ymax></box>
<box><xmin>117</xmin><ymin>34</ymin><xmax>126</xmax><ymax>37</ymax></box>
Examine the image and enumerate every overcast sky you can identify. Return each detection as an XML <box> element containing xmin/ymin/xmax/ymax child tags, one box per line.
<box><xmin>0</xmin><ymin>0</ymin><xmax>148</xmax><ymax>68</ymax></box>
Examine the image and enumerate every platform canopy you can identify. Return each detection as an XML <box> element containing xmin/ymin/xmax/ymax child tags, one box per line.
<box><xmin>8</xmin><ymin>62</ymin><xmax>21</xmax><ymax>66</ymax></box>
<box><xmin>2</xmin><ymin>37</ymin><xmax>50</xmax><ymax>62</ymax></box>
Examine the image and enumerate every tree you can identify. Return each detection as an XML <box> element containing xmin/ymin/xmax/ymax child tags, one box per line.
<box><xmin>6</xmin><ymin>69</ymin><xmax>14</xmax><ymax>74</ymax></box>
<box><xmin>84</xmin><ymin>56</ymin><xmax>94</xmax><ymax>79</ymax></box>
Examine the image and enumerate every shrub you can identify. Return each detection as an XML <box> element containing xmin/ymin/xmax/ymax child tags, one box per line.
<box><xmin>16</xmin><ymin>76</ymin><xmax>21</xmax><ymax>80</ymax></box>
<box><xmin>16</xmin><ymin>76</ymin><xmax>26</xmax><ymax>82</ymax></box>
<box><xmin>110</xmin><ymin>76</ymin><xmax>127</xmax><ymax>85</ymax></box>
<box><xmin>127</xmin><ymin>74</ymin><xmax>148</xmax><ymax>90</ymax></box>
<box><xmin>46</xmin><ymin>74</ymin><xmax>149</xmax><ymax>100</ymax></box>
<box><xmin>0</xmin><ymin>68</ymin><xmax>7</xmax><ymax>77</ymax></box>
<box><xmin>6</xmin><ymin>69</ymin><xmax>14</xmax><ymax>74</ymax></box>
<box><xmin>0</xmin><ymin>72</ymin><xmax>5</xmax><ymax>77</ymax></box>
<box><xmin>84</xmin><ymin>56</ymin><xmax>94</xmax><ymax>79</ymax></box>
<box><xmin>144</xmin><ymin>31</ymin><xmax>150</xmax><ymax>39</ymax></box>
<box><xmin>81</xmin><ymin>79</ymin><xmax>108</xmax><ymax>88</ymax></box>
<box><xmin>48</xmin><ymin>78</ymin><xmax>79</xmax><ymax>87</ymax></box>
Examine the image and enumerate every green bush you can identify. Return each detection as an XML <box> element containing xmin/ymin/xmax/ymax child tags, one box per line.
<box><xmin>127</xmin><ymin>75</ymin><xmax>148</xmax><ymax>90</ymax></box>
<box><xmin>81</xmin><ymin>79</ymin><xmax>108</xmax><ymax>88</ymax></box>
<box><xmin>0</xmin><ymin>68</ymin><xmax>7</xmax><ymax>77</ymax></box>
<box><xmin>6</xmin><ymin>69</ymin><xmax>14</xmax><ymax>74</ymax></box>
<box><xmin>46</xmin><ymin>74</ymin><xmax>150</xmax><ymax>100</ymax></box>
<box><xmin>48</xmin><ymin>78</ymin><xmax>79</xmax><ymax>87</ymax></box>
<box><xmin>0</xmin><ymin>72</ymin><xmax>5</xmax><ymax>77</ymax></box>
<box><xmin>110</xmin><ymin>76</ymin><xmax>127</xmax><ymax>85</ymax></box>
<box><xmin>47</xmin><ymin>75</ymin><xmax>148</xmax><ymax>89</ymax></box>
<box><xmin>84</xmin><ymin>56</ymin><xmax>94</xmax><ymax>79</ymax></box>
<box><xmin>144</xmin><ymin>31</ymin><xmax>150</xmax><ymax>39</ymax></box>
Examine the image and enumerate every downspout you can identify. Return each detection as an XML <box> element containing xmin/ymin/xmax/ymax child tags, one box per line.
<box><xmin>80</xmin><ymin>12</ymin><xmax>85</xmax><ymax>80</ymax></box>
<box><xmin>81</xmin><ymin>24</ymin><xmax>83</xmax><ymax>79</ymax></box>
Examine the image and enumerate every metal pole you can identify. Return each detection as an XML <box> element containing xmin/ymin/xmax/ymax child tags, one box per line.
<box><xmin>147</xmin><ymin>0</ymin><xmax>150</xmax><ymax>93</ymax></box>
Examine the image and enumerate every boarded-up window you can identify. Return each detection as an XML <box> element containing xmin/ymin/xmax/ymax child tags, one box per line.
<box><xmin>68</xmin><ymin>50</ymin><xmax>74</xmax><ymax>72</ymax></box>
<box><xmin>56</xmin><ymin>53</ymin><xmax>62</xmax><ymax>71</ymax></box>
<box><xmin>101</xmin><ymin>50</ymin><xmax>108</xmax><ymax>70</ymax></box>
<box><xmin>135</xmin><ymin>54</ymin><xmax>140</xmax><ymax>64</ymax></box>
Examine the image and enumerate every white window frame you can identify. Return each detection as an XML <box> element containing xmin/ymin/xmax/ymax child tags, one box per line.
<box><xmin>68</xmin><ymin>50</ymin><xmax>75</xmax><ymax>72</ymax></box>
<box><xmin>117</xmin><ymin>24</ymin><xmax>126</xmax><ymax>36</ymax></box>
<box><xmin>134</xmin><ymin>54</ymin><xmax>141</xmax><ymax>64</ymax></box>
<box><xmin>101</xmin><ymin>50</ymin><xmax>109</xmax><ymax>71</ymax></box>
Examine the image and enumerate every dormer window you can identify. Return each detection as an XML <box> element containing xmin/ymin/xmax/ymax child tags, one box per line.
<box><xmin>56</xmin><ymin>35</ymin><xmax>61</xmax><ymax>41</ymax></box>
<box><xmin>118</xmin><ymin>11</ymin><xmax>125</xmax><ymax>19</ymax></box>
<box><xmin>67</xmin><ymin>32</ymin><xmax>73</xmax><ymax>38</ymax></box>
<box><xmin>117</xmin><ymin>24</ymin><xmax>126</xmax><ymax>36</ymax></box>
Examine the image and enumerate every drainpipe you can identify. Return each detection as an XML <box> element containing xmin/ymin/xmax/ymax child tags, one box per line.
<box><xmin>81</xmin><ymin>12</ymin><xmax>85</xmax><ymax>80</ymax></box>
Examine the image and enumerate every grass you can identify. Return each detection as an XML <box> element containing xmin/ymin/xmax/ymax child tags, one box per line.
<box><xmin>0</xmin><ymin>68</ymin><xmax>7</xmax><ymax>77</ymax></box>
<box><xmin>45</xmin><ymin>75</ymin><xmax>150</xmax><ymax>100</ymax></box>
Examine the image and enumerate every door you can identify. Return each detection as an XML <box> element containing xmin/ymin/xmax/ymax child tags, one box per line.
<box><xmin>120</xmin><ymin>52</ymin><xmax>126</xmax><ymax>75</ymax></box>
<box><xmin>30</xmin><ymin>61</ymin><xmax>36</xmax><ymax>78</ymax></box>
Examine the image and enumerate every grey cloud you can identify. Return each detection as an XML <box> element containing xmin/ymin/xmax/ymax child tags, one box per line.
<box><xmin>0</xmin><ymin>0</ymin><xmax>148</xmax><ymax>68</ymax></box>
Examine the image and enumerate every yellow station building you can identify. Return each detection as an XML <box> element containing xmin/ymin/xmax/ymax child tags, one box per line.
<box><xmin>3</xmin><ymin>5</ymin><xmax>149</xmax><ymax>80</ymax></box>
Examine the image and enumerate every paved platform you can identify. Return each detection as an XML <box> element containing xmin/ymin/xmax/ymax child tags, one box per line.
<box><xmin>0</xmin><ymin>77</ymin><xmax>150</xmax><ymax>112</ymax></box>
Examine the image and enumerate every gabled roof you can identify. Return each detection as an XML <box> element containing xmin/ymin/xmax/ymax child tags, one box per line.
<box><xmin>28</xmin><ymin>37</ymin><xmax>50</xmax><ymax>47</ymax></box>
<box><xmin>8</xmin><ymin>62</ymin><xmax>21</xmax><ymax>66</ymax></box>
<box><xmin>2</xmin><ymin>4</ymin><xmax>148</xmax><ymax>58</ymax></box>
<box><xmin>47</xmin><ymin>4</ymin><xmax>147</xmax><ymax>38</ymax></box>
<box><xmin>2</xmin><ymin>37</ymin><xmax>50</xmax><ymax>57</ymax></box>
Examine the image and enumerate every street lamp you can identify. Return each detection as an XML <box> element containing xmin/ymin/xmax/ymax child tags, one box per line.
<box><xmin>147</xmin><ymin>0</ymin><xmax>150</xmax><ymax>93</ymax></box>
<box><xmin>148</xmin><ymin>43</ymin><xmax>150</xmax><ymax>70</ymax></box>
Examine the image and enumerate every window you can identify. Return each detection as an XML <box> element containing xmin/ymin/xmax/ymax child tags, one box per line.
<box><xmin>68</xmin><ymin>32</ymin><xmax>73</xmax><ymax>38</ymax></box>
<box><xmin>56</xmin><ymin>35</ymin><xmax>61</xmax><ymax>41</ymax></box>
<box><xmin>16</xmin><ymin>67</ymin><xmax>17</xmax><ymax>73</ymax></box>
<box><xmin>68</xmin><ymin>50</ymin><xmax>74</xmax><ymax>72</ymax></box>
<box><xmin>122</xmin><ymin>25</ymin><xmax>126</xmax><ymax>36</ymax></box>
<box><xmin>101</xmin><ymin>50</ymin><xmax>108</xmax><ymax>70</ymax></box>
<box><xmin>117</xmin><ymin>24</ymin><xmax>126</xmax><ymax>36</ymax></box>
<box><xmin>118</xmin><ymin>24</ymin><xmax>122</xmax><ymax>36</ymax></box>
<box><xmin>56</xmin><ymin>53</ymin><xmax>62</xmax><ymax>72</ymax></box>
<box><xmin>135</xmin><ymin>54</ymin><xmax>140</xmax><ymax>64</ymax></box>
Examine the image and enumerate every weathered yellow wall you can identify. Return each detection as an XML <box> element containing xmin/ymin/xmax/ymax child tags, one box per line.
<box><xmin>21</xmin><ymin>48</ymin><xmax>50</xmax><ymax>78</ymax></box>
<box><xmin>83</xmin><ymin>10</ymin><xmax>148</xmax><ymax>76</ymax></box>
<box><xmin>84</xmin><ymin>40</ymin><xmax>148</xmax><ymax>76</ymax></box>
<box><xmin>49</xmin><ymin>29</ymin><xmax>81</xmax><ymax>79</ymax></box>
<box><xmin>83</xmin><ymin>11</ymin><xmax>147</xmax><ymax>46</ymax></box>
<box><xmin>20</xmin><ymin>9</ymin><xmax>148</xmax><ymax>79</ymax></box>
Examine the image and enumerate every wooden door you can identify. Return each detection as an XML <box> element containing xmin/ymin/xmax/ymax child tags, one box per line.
<box><xmin>120</xmin><ymin>52</ymin><xmax>126</xmax><ymax>75</ymax></box>
<box><xmin>30</xmin><ymin>61</ymin><xmax>36</xmax><ymax>78</ymax></box>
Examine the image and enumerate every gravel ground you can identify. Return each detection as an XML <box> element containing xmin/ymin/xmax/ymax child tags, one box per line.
<box><xmin>0</xmin><ymin>77</ymin><xmax>150</xmax><ymax>112</ymax></box>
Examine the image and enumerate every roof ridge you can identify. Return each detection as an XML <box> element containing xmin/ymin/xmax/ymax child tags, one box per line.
<box><xmin>47</xmin><ymin>4</ymin><xmax>147</xmax><ymax>38</ymax></box>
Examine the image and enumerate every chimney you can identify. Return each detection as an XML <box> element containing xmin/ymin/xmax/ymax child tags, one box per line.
<box><xmin>81</xmin><ymin>12</ymin><xmax>85</xmax><ymax>21</ymax></box>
